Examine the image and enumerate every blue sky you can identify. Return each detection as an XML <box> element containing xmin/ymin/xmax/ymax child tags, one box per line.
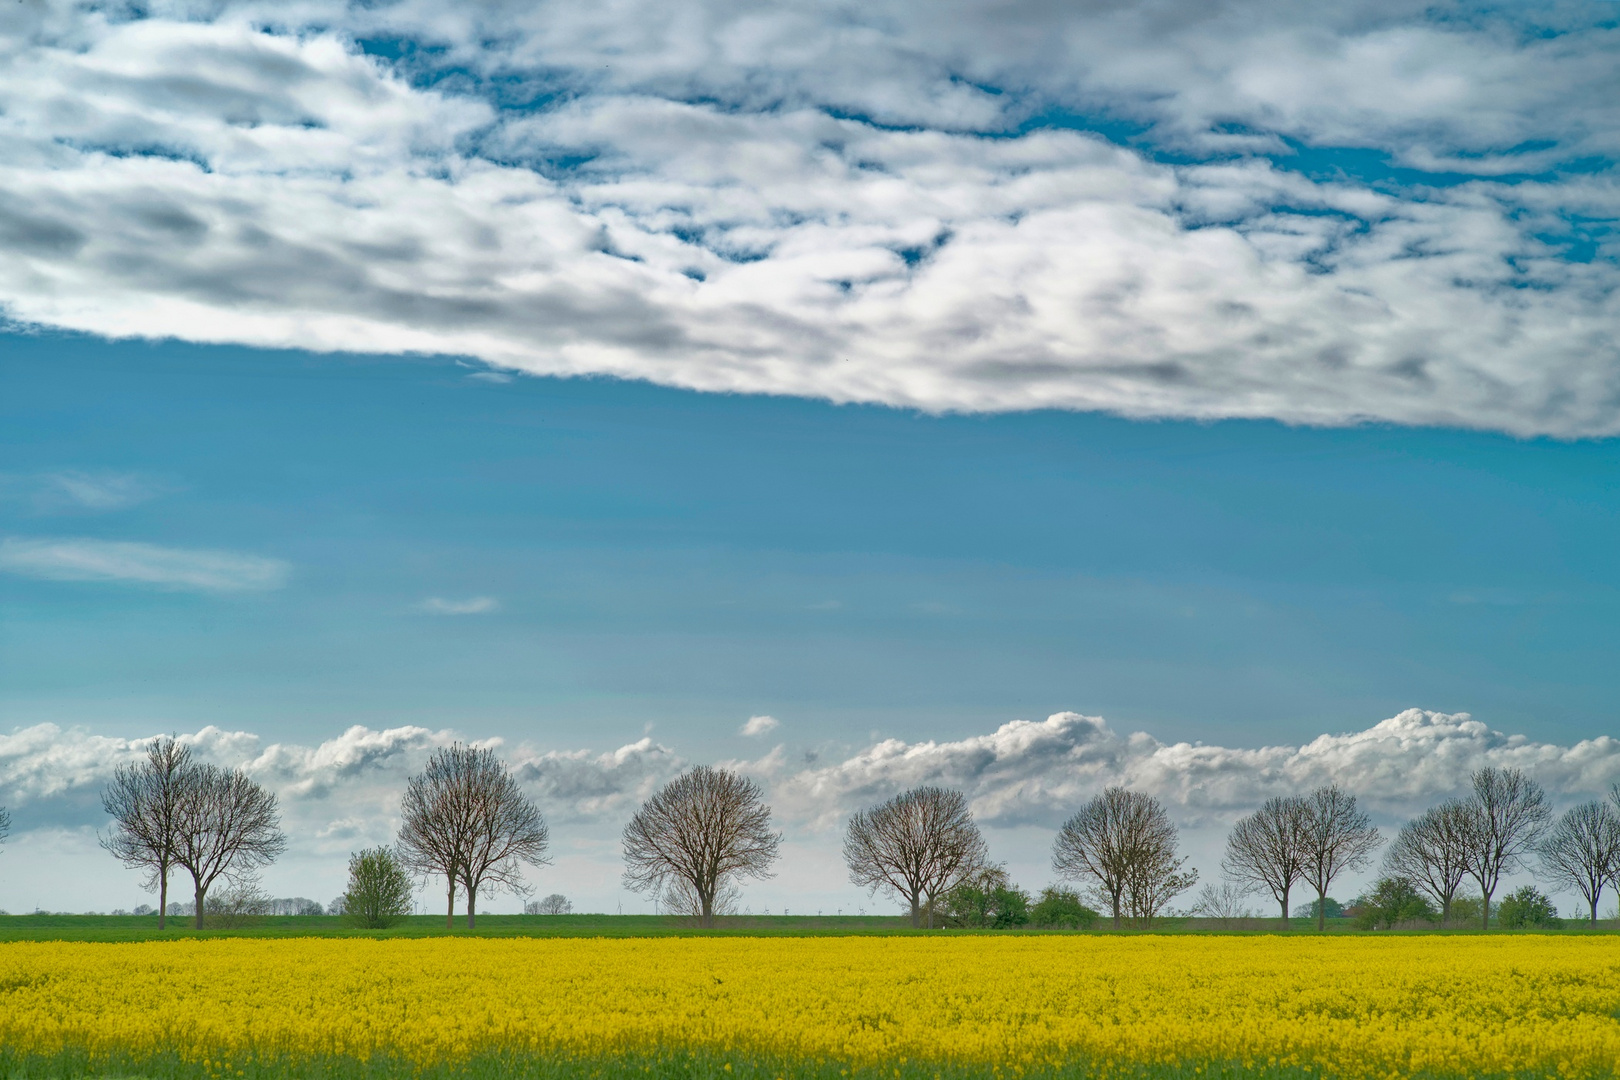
<box><xmin>7</xmin><ymin>330</ymin><xmax>1620</xmax><ymax>755</ymax></box>
<box><xmin>2</xmin><ymin>0</ymin><xmax>1619</xmax><ymax>916</ymax></box>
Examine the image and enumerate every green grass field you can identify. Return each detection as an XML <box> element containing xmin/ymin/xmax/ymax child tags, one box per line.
<box><xmin>0</xmin><ymin>1047</ymin><xmax>1543</xmax><ymax>1080</ymax></box>
<box><xmin>0</xmin><ymin>912</ymin><xmax>1615</xmax><ymax>941</ymax></box>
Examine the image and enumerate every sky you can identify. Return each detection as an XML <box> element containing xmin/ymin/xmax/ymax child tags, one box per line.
<box><xmin>2</xmin><ymin>0</ymin><xmax>1619</xmax><ymax>918</ymax></box>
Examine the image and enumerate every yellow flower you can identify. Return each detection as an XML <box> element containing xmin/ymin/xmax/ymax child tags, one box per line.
<box><xmin>0</xmin><ymin>937</ymin><xmax>1616</xmax><ymax>1078</ymax></box>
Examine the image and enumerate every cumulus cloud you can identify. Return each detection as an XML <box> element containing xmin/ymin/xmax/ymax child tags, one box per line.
<box><xmin>0</xmin><ymin>537</ymin><xmax>289</xmax><ymax>591</ymax></box>
<box><xmin>7</xmin><ymin>707</ymin><xmax>1617</xmax><ymax>840</ymax></box>
<box><xmin>773</xmin><ymin>709</ymin><xmax>1620</xmax><ymax>830</ymax></box>
<box><xmin>0</xmin><ymin>1</ymin><xmax>1613</xmax><ymax>434</ymax></box>
<box><xmin>7</xmin><ymin>707</ymin><xmax>1620</xmax><ymax>909</ymax></box>
<box><xmin>417</xmin><ymin>596</ymin><xmax>500</xmax><ymax>615</ymax></box>
<box><xmin>740</xmin><ymin>715</ymin><xmax>780</xmax><ymax>737</ymax></box>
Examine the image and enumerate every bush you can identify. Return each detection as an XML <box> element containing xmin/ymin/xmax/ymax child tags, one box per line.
<box><xmin>1291</xmin><ymin>896</ymin><xmax>1345</xmax><ymax>921</ymax></box>
<box><xmin>1029</xmin><ymin>886</ymin><xmax>1099</xmax><ymax>929</ymax></box>
<box><xmin>205</xmin><ymin>877</ymin><xmax>271</xmax><ymax>929</ymax></box>
<box><xmin>1497</xmin><ymin>885</ymin><xmax>1562</xmax><ymax>929</ymax></box>
<box><xmin>937</xmin><ymin>866</ymin><xmax>1030</xmax><ymax>929</ymax></box>
<box><xmin>1449</xmin><ymin>895</ymin><xmax>1483</xmax><ymax>927</ymax></box>
<box><xmin>343</xmin><ymin>847</ymin><xmax>414</xmax><ymax>929</ymax></box>
<box><xmin>1352</xmin><ymin>877</ymin><xmax>1436</xmax><ymax>930</ymax></box>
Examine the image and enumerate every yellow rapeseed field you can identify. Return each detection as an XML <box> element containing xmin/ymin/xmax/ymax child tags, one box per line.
<box><xmin>1</xmin><ymin>936</ymin><xmax>1618</xmax><ymax>1078</ymax></box>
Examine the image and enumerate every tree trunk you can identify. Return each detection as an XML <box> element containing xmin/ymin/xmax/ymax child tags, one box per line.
<box><xmin>1592</xmin><ymin>897</ymin><xmax>1599</xmax><ymax>925</ymax></box>
<box><xmin>908</xmin><ymin>891</ymin><xmax>921</xmax><ymax>928</ymax></box>
<box><xmin>467</xmin><ymin>887</ymin><xmax>477</xmax><ymax>930</ymax></box>
<box><xmin>1481</xmin><ymin>889</ymin><xmax>1491</xmax><ymax>931</ymax></box>
<box><xmin>446</xmin><ymin>881</ymin><xmax>456</xmax><ymax>930</ymax></box>
<box><xmin>158</xmin><ymin>865</ymin><xmax>168</xmax><ymax>931</ymax></box>
<box><xmin>1279</xmin><ymin>885</ymin><xmax>1290</xmax><ymax>930</ymax></box>
<box><xmin>1317</xmin><ymin>888</ymin><xmax>1327</xmax><ymax>931</ymax></box>
<box><xmin>697</xmin><ymin>879</ymin><xmax>714</xmax><ymax>929</ymax></box>
<box><xmin>194</xmin><ymin>882</ymin><xmax>207</xmax><ymax>930</ymax></box>
<box><xmin>1441</xmin><ymin>896</ymin><xmax>1451</xmax><ymax>928</ymax></box>
<box><xmin>1111</xmin><ymin>888</ymin><xmax>1122</xmax><ymax>931</ymax></box>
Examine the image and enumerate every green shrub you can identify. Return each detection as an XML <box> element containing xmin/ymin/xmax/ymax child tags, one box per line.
<box><xmin>937</xmin><ymin>866</ymin><xmax>1031</xmax><ymax>929</ymax></box>
<box><xmin>1029</xmin><ymin>887</ymin><xmax>1099</xmax><ymax>930</ymax></box>
<box><xmin>1449</xmin><ymin>895</ymin><xmax>1483</xmax><ymax>927</ymax></box>
<box><xmin>1351</xmin><ymin>877</ymin><xmax>1435</xmax><ymax>930</ymax></box>
<box><xmin>1497</xmin><ymin>886</ymin><xmax>1561</xmax><ymax>929</ymax></box>
<box><xmin>1291</xmin><ymin>897</ymin><xmax>1345</xmax><ymax>921</ymax></box>
<box><xmin>343</xmin><ymin>847</ymin><xmax>414</xmax><ymax>929</ymax></box>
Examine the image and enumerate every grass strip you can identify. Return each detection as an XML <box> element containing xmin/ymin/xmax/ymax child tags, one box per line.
<box><xmin>0</xmin><ymin>1048</ymin><xmax>1590</xmax><ymax>1080</ymax></box>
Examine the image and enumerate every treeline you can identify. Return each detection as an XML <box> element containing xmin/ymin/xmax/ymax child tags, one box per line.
<box><xmin>4</xmin><ymin>739</ymin><xmax>1618</xmax><ymax>930</ymax></box>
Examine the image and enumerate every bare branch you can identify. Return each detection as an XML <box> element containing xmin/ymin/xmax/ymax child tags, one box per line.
<box><xmin>1223</xmin><ymin>795</ymin><xmax>1310</xmax><ymax>928</ymax></box>
<box><xmin>396</xmin><ymin>743</ymin><xmax>550</xmax><ymax>929</ymax></box>
<box><xmin>100</xmin><ymin>737</ymin><xmax>194</xmax><ymax>930</ymax></box>
<box><xmin>843</xmin><ymin>786</ymin><xmax>986</xmax><ymax>928</ymax></box>
<box><xmin>1054</xmin><ymin>787</ymin><xmax>1194</xmax><ymax>929</ymax></box>
<box><xmin>1458</xmin><ymin>766</ymin><xmax>1551</xmax><ymax>930</ymax></box>
<box><xmin>622</xmin><ymin>765</ymin><xmax>781</xmax><ymax>928</ymax></box>
<box><xmin>170</xmin><ymin>764</ymin><xmax>286</xmax><ymax>930</ymax></box>
<box><xmin>1538</xmin><ymin>800</ymin><xmax>1620</xmax><ymax>925</ymax></box>
<box><xmin>1300</xmin><ymin>784</ymin><xmax>1381</xmax><ymax>931</ymax></box>
<box><xmin>1383</xmin><ymin>800</ymin><xmax>1471</xmax><ymax>926</ymax></box>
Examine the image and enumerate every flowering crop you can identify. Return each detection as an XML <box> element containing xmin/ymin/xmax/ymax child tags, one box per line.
<box><xmin>0</xmin><ymin>936</ymin><xmax>1617</xmax><ymax>1078</ymax></box>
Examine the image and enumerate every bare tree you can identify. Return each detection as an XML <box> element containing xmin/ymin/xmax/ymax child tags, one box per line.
<box><xmin>1539</xmin><ymin>800</ymin><xmax>1620</xmax><ymax>925</ymax></box>
<box><xmin>1053</xmin><ymin>787</ymin><xmax>1193</xmax><ymax>929</ymax></box>
<box><xmin>844</xmin><ymin>786</ymin><xmax>986</xmax><ymax>928</ymax></box>
<box><xmin>100</xmin><ymin>737</ymin><xmax>194</xmax><ymax>930</ymax></box>
<box><xmin>0</xmin><ymin>805</ymin><xmax>9</xmax><ymax>849</ymax></box>
<box><xmin>525</xmin><ymin>893</ymin><xmax>573</xmax><ymax>915</ymax></box>
<box><xmin>397</xmin><ymin>744</ymin><xmax>551</xmax><ymax>929</ymax></box>
<box><xmin>1190</xmin><ymin>880</ymin><xmax>1255</xmax><ymax>929</ymax></box>
<box><xmin>1300</xmin><ymin>784</ymin><xmax>1381</xmax><ymax>931</ymax></box>
<box><xmin>1223</xmin><ymin>795</ymin><xmax>1310</xmax><ymax>928</ymax></box>
<box><xmin>1383</xmin><ymin>800</ymin><xmax>1471</xmax><ymax>926</ymax></box>
<box><xmin>1459</xmin><ymin>766</ymin><xmax>1551</xmax><ymax>930</ymax></box>
<box><xmin>623</xmin><ymin>765</ymin><xmax>781</xmax><ymax>928</ymax></box>
<box><xmin>171</xmin><ymin>764</ymin><xmax>287</xmax><ymax>930</ymax></box>
<box><xmin>1122</xmin><ymin>815</ymin><xmax>1197</xmax><ymax>929</ymax></box>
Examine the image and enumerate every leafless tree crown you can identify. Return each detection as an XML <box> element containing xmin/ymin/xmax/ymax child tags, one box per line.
<box><xmin>1300</xmin><ymin>784</ymin><xmax>1381</xmax><ymax>930</ymax></box>
<box><xmin>1223</xmin><ymin>795</ymin><xmax>1310</xmax><ymax>927</ymax></box>
<box><xmin>170</xmin><ymin>763</ymin><xmax>287</xmax><ymax>930</ymax></box>
<box><xmin>1538</xmin><ymin>799</ymin><xmax>1620</xmax><ymax>925</ymax></box>
<box><xmin>526</xmin><ymin>892</ymin><xmax>573</xmax><ymax>915</ymax></box>
<box><xmin>622</xmin><ymin>765</ymin><xmax>781</xmax><ymax>928</ymax></box>
<box><xmin>1383</xmin><ymin>799</ymin><xmax>1472</xmax><ymax>926</ymax></box>
<box><xmin>0</xmin><ymin>804</ymin><xmax>10</xmax><ymax>849</ymax></box>
<box><xmin>1190</xmin><ymin>880</ymin><xmax>1255</xmax><ymax>929</ymax></box>
<box><xmin>1458</xmin><ymin>766</ymin><xmax>1551</xmax><ymax>930</ymax></box>
<box><xmin>397</xmin><ymin>743</ymin><xmax>551</xmax><ymax>929</ymax></box>
<box><xmin>843</xmin><ymin>786</ymin><xmax>987</xmax><ymax>928</ymax></box>
<box><xmin>100</xmin><ymin>737</ymin><xmax>194</xmax><ymax>930</ymax></box>
<box><xmin>1053</xmin><ymin>787</ymin><xmax>1194</xmax><ymax>929</ymax></box>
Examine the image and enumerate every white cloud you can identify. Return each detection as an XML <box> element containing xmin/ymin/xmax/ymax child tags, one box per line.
<box><xmin>740</xmin><ymin>714</ymin><xmax>780</xmax><ymax>737</ymax></box>
<box><xmin>7</xmin><ymin>708</ymin><xmax>1614</xmax><ymax>836</ymax></box>
<box><xmin>417</xmin><ymin>596</ymin><xmax>500</xmax><ymax>615</ymax></box>
<box><xmin>0</xmin><ymin>2</ymin><xmax>1612</xmax><ymax>435</ymax></box>
<box><xmin>0</xmin><ymin>537</ymin><xmax>289</xmax><ymax>592</ymax></box>
<box><xmin>772</xmin><ymin>709</ymin><xmax>1620</xmax><ymax>830</ymax></box>
<box><xmin>3</xmin><ymin>708</ymin><xmax>1618</xmax><ymax>911</ymax></box>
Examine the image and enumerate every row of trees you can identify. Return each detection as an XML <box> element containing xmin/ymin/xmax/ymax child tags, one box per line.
<box><xmin>1218</xmin><ymin>768</ymin><xmax>1620</xmax><ymax>930</ymax></box>
<box><xmin>73</xmin><ymin>739</ymin><xmax>1620</xmax><ymax>930</ymax></box>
